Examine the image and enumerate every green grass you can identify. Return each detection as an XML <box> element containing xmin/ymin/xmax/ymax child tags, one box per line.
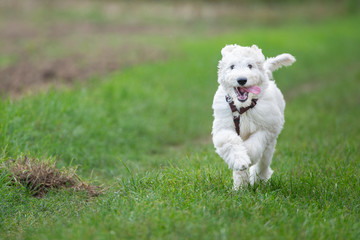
<box><xmin>1</xmin><ymin>15</ymin><xmax>360</xmax><ymax>239</ymax></box>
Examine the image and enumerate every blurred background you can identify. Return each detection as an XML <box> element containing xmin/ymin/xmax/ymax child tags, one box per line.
<box><xmin>0</xmin><ymin>0</ymin><xmax>357</xmax><ymax>96</ymax></box>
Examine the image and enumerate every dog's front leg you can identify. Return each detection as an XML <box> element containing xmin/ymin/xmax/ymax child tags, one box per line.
<box><xmin>212</xmin><ymin>128</ymin><xmax>251</xmax><ymax>190</ymax></box>
<box><xmin>213</xmin><ymin>128</ymin><xmax>251</xmax><ymax>171</ymax></box>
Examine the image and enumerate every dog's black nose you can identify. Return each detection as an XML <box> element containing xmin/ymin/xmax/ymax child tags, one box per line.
<box><xmin>237</xmin><ymin>78</ymin><xmax>247</xmax><ymax>86</ymax></box>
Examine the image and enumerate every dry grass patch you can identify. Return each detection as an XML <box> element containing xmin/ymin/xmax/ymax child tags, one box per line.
<box><xmin>6</xmin><ymin>156</ymin><xmax>102</xmax><ymax>197</ymax></box>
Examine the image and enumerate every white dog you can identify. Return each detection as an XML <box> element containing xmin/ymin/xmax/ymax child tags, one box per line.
<box><xmin>212</xmin><ymin>44</ymin><xmax>295</xmax><ymax>190</ymax></box>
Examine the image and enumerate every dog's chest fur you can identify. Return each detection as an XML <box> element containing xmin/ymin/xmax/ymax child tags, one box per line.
<box><xmin>238</xmin><ymin>112</ymin><xmax>258</xmax><ymax>140</ymax></box>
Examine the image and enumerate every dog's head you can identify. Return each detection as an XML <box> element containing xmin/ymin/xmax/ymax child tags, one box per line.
<box><xmin>218</xmin><ymin>44</ymin><xmax>295</xmax><ymax>106</ymax></box>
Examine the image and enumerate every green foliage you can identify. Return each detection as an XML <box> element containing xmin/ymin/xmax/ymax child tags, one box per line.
<box><xmin>0</xmin><ymin>14</ymin><xmax>359</xmax><ymax>240</ymax></box>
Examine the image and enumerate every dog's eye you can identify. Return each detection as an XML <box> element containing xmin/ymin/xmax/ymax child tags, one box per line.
<box><xmin>230</xmin><ymin>65</ymin><xmax>235</xmax><ymax>70</ymax></box>
<box><xmin>248</xmin><ymin>64</ymin><xmax>253</xmax><ymax>69</ymax></box>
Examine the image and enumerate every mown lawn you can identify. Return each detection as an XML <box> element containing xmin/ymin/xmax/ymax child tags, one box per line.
<box><xmin>1</xmin><ymin>14</ymin><xmax>359</xmax><ymax>239</ymax></box>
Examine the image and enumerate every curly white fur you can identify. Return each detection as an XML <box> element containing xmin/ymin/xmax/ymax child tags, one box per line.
<box><xmin>212</xmin><ymin>44</ymin><xmax>295</xmax><ymax>190</ymax></box>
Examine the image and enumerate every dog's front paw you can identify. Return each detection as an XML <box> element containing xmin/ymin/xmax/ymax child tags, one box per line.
<box><xmin>232</xmin><ymin>153</ymin><xmax>251</xmax><ymax>171</ymax></box>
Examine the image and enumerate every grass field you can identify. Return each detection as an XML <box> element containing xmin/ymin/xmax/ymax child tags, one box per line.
<box><xmin>1</xmin><ymin>1</ymin><xmax>360</xmax><ymax>239</ymax></box>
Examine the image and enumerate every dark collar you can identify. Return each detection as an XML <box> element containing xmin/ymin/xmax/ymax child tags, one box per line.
<box><xmin>225</xmin><ymin>95</ymin><xmax>258</xmax><ymax>135</ymax></box>
<box><xmin>225</xmin><ymin>95</ymin><xmax>258</xmax><ymax>115</ymax></box>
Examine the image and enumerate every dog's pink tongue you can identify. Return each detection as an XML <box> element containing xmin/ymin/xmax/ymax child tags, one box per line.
<box><xmin>245</xmin><ymin>86</ymin><xmax>261</xmax><ymax>95</ymax></box>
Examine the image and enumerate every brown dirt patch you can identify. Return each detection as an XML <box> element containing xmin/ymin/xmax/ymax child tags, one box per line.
<box><xmin>0</xmin><ymin>45</ymin><xmax>166</xmax><ymax>96</ymax></box>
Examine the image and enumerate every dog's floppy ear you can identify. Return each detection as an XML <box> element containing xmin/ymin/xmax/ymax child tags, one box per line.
<box><xmin>264</xmin><ymin>53</ymin><xmax>296</xmax><ymax>72</ymax></box>
<box><xmin>221</xmin><ymin>44</ymin><xmax>237</xmax><ymax>57</ymax></box>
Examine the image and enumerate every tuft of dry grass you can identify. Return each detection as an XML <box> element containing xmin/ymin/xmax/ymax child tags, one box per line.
<box><xmin>6</xmin><ymin>156</ymin><xmax>102</xmax><ymax>197</ymax></box>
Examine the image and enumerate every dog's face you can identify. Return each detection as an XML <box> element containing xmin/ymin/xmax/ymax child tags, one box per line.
<box><xmin>218</xmin><ymin>44</ymin><xmax>295</xmax><ymax>106</ymax></box>
<box><xmin>218</xmin><ymin>45</ymin><xmax>266</xmax><ymax>106</ymax></box>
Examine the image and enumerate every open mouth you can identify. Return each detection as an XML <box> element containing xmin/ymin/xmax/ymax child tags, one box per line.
<box><xmin>234</xmin><ymin>86</ymin><xmax>261</xmax><ymax>102</ymax></box>
<box><xmin>234</xmin><ymin>87</ymin><xmax>248</xmax><ymax>102</ymax></box>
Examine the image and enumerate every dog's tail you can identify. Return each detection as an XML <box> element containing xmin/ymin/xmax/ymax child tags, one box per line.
<box><xmin>264</xmin><ymin>54</ymin><xmax>296</xmax><ymax>72</ymax></box>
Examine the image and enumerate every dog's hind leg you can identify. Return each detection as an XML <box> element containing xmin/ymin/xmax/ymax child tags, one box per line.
<box><xmin>249</xmin><ymin>139</ymin><xmax>276</xmax><ymax>186</ymax></box>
